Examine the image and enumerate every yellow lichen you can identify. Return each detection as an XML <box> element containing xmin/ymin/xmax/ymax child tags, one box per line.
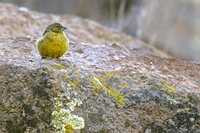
<box><xmin>53</xmin><ymin>63</ymin><xmax>68</xmax><ymax>70</ymax></box>
<box><xmin>105</xmin><ymin>71</ymin><xmax>116</xmax><ymax>79</ymax></box>
<box><xmin>119</xmin><ymin>81</ymin><xmax>128</xmax><ymax>89</ymax></box>
<box><xmin>88</xmin><ymin>75</ymin><xmax>101</xmax><ymax>93</ymax></box>
<box><xmin>37</xmin><ymin>69</ymin><xmax>48</xmax><ymax>75</ymax></box>
<box><xmin>64</xmin><ymin>124</ymin><xmax>75</xmax><ymax>133</ymax></box>
<box><xmin>88</xmin><ymin>75</ymin><xmax>127</xmax><ymax>105</ymax></box>
<box><xmin>44</xmin><ymin>62</ymin><xmax>68</xmax><ymax>70</ymax></box>
<box><xmin>161</xmin><ymin>81</ymin><xmax>175</xmax><ymax>93</ymax></box>
<box><xmin>165</xmin><ymin>85</ymin><xmax>175</xmax><ymax>93</ymax></box>
<box><xmin>63</xmin><ymin>75</ymin><xmax>80</xmax><ymax>89</ymax></box>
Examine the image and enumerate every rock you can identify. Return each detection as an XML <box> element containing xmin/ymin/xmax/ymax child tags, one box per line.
<box><xmin>0</xmin><ymin>3</ymin><xmax>200</xmax><ymax>133</ymax></box>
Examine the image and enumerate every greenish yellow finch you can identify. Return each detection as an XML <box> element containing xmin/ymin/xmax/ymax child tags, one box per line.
<box><xmin>37</xmin><ymin>23</ymin><xmax>69</xmax><ymax>59</ymax></box>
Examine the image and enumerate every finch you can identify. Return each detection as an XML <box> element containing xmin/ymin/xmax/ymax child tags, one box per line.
<box><xmin>37</xmin><ymin>23</ymin><xmax>69</xmax><ymax>59</ymax></box>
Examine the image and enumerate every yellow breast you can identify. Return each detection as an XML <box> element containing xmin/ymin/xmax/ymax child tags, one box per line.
<box><xmin>37</xmin><ymin>31</ymin><xmax>69</xmax><ymax>58</ymax></box>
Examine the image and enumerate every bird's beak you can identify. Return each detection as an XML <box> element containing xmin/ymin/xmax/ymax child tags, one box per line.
<box><xmin>61</xmin><ymin>26</ymin><xmax>67</xmax><ymax>31</ymax></box>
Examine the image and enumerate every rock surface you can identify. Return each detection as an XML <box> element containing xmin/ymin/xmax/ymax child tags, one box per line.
<box><xmin>0</xmin><ymin>3</ymin><xmax>200</xmax><ymax>133</ymax></box>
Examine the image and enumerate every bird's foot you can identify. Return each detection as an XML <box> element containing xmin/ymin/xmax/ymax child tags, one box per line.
<box><xmin>41</xmin><ymin>57</ymin><xmax>47</xmax><ymax>59</ymax></box>
<box><xmin>56</xmin><ymin>58</ymin><xmax>63</xmax><ymax>61</ymax></box>
<box><xmin>56</xmin><ymin>58</ymin><xmax>71</xmax><ymax>64</ymax></box>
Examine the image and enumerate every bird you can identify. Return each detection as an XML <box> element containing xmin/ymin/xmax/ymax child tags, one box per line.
<box><xmin>37</xmin><ymin>23</ymin><xmax>69</xmax><ymax>59</ymax></box>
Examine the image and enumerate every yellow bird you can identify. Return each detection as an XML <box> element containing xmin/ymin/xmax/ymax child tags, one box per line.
<box><xmin>37</xmin><ymin>23</ymin><xmax>69</xmax><ymax>59</ymax></box>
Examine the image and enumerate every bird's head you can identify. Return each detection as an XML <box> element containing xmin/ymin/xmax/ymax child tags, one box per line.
<box><xmin>44</xmin><ymin>23</ymin><xmax>67</xmax><ymax>35</ymax></box>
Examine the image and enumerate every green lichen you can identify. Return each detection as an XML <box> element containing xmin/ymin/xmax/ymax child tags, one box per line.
<box><xmin>52</xmin><ymin>91</ymin><xmax>85</xmax><ymax>133</ymax></box>
<box><xmin>160</xmin><ymin>81</ymin><xmax>175</xmax><ymax>93</ymax></box>
<box><xmin>44</xmin><ymin>62</ymin><xmax>68</xmax><ymax>70</ymax></box>
<box><xmin>88</xmin><ymin>75</ymin><xmax>127</xmax><ymax>105</ymax></box>
<box><xmin>118</xmin><ymin>81</ymin><xmax>128</xmax><ymax>89</ymax></box>
<box><xmin>88</xmin><ymin>75</ymin><xmax>101</xmax><ymax>93</ymax></box>
<box><xmin>67</xmin><ymin>99</ymin><xmax>82</xmax><ymax>111</ymax></box>
<box><xmin>53</xmin><ymin>63</ymin><xmax>68</xmax><ymax>70</ymax></box>
<box><xmin>52</xmin><ymin>108</ymin><xmax>84</xmax><ymax>133</ymax></box>
<box><xmin>52</xmin><ymin>77</ymin><xmax>84</xmax><ymax>133</ymax></box>
<box><xmin>63</xmin><ymin>75</ymin><xmax>80</xmax><ymax>89</ymax></box>
<box><xmin>41</xmin><ymin>61</ymin><xmax>85</xmax><ymax>133</ymax></box>
<box><xmin>148</xmin><ymin>80</ymin><xmax>176</xmax><ymax>94</ymax></box>
<box><xmin>37</xmin><ymin>69</ymin><xmax>49</xmax><ymax>75</ymax></box>
<box><xmin>139</xmin><ymin>73</ymin><xmax>149</xmax><ymax>80</ymax></box>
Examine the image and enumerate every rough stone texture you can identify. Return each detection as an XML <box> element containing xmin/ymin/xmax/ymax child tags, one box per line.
<box><xmin>0</xmin><ymin>3</ymin><xmax>200</xmax><ymax>133</ymax></box>
<box><xmin>0</xmin><ymin>64</ymin><xmax>56</xmax><ymax>132</ymax></box>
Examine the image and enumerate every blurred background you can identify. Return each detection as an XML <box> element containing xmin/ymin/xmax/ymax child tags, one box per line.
<box><xmin>1</xmin><ymin>0</ymin><xmax>200</xmax><ymax>61</ymax></box>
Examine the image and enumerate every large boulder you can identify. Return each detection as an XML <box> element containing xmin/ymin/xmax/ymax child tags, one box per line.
<box><xmin>0</xmin><ymin>4</ymin><xmax>200</xmax><ymax>133</ymax></box>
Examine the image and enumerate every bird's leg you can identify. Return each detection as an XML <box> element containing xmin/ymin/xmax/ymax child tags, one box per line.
<box><xmin>56</xmin><ymin>58</ymin><xmax>66</xmax><ymax>61</ymax></box>
<box><xmin>56</xmin><ymin>58</ymin><xmax>71</xmax><ymax>64</ymax></box>
<box><xmin>56</xmin><ymin>58</ymin><xmax>61</xmax><ymax>61</ymax></box>
<box><xmin>41</xmin><ymin>57</ymin><xmax>47</xmax><ymax>59</ymax></box>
